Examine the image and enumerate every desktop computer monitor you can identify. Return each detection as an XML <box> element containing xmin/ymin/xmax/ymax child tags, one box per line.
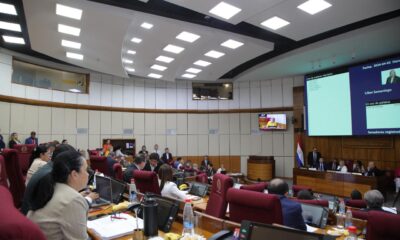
<box><xmin>300</xmin><ymin>203</ymin><xmax>329</xmax><ymax>228</ymax></box>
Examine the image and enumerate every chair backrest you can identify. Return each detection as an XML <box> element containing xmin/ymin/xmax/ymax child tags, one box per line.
<box><xmin>345</xmin><ymin>160</ymin><xmax>353</xmax><ymax>172</ymax></box>
<box><xmin>240</xmin><ymin>182</ymin><xmax>268</xmax><ymax>192</ymax></box>
<box><xmin>0</xmin><ymin>186</ymin><xmax>46</xmax><ymax>240</ymax></box>
<box><xmin>196</xmin><ymin>173</ymin><xmax>208</xmax><ymax>184</ymax></box>
<box><xmin>205</xmin><ymin>173</ymin><xmax>233</xmax><ymax>218</ymax></box>
<box><xmin>394</xmin><ymin>167</ymin><xmax>400</xmax><ymax>178</ymax></box>
<box><xmin>2</xmin><ymin>149</ymin><xmax>25</xmax><ymax>207</ymax></box>
<box><xmin>13</xmin><ymin>144</ymin><xmax>35</xmax><ymax>176</ymax></box>
<box><xmin>345</xmin><ymin>199</ymin><xmax>367</xmax><ymax>209</ymax></box>
<box><xmin>0</xmin><ymin>155</ymin><xmax>8</xmax><ymax>187</ymax></box>
<box><xmin>351</xmin><ymin>209</ymin><xmax>369</xmax><ymax>221</ymax></box>
<box><xmin>227</xmin><ymin>188</ymin><xmax>283</xmax><ymax>225</ymax></box>
<box><xmin>293</xmin><ymin>199</ymin><xmax>329</xmax><ymax>207</ymax></box>
<box><xmin>90</xmin><ymin>156</ymin><xmax>111</xmax><ymax>176</ymax></box>
<box><xmin>366</xmin><ymin>210</ymin><xmax>400</xmax><ymax>240</ymax></box>
<box><xmin>88</xmin><ymin>149</ymin><xmax>100</xmax><ymax>157</ymax></box>
<box><xmin>292</xmin><ymin>185</ymin><xmax>312</xmax><ymax>197</ymax></box>
<box><xmin>133</xmin><ymin>171</ymin><xmax>161</xmax><ymax>195</ymax></box>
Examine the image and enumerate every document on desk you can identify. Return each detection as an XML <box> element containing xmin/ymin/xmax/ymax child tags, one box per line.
<box><xmin>306</xmin><ymin>224</ymin><xmax>318</xmax><ymax>233</ymax></box>
<box><xmin>87</xmin><ymin>213</ymin><xmax>144</xmax><ymax>240</ymax></box>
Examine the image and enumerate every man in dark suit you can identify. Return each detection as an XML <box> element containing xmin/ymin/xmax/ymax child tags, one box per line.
<box><xmin>144</xmin><ymin>153</ymin><xmax>161</xmax><ymax>174</ymax></box>
<box><xmin>25</xmin><ymin>131</ymin><xmax>38</xmax><ymax>145</ymax></box>
<box><xmin>268</xmin><ymin>178</ymin><xmax>306</xmax><ymax>231</ymax></box>
<box><xmin>386</xmin><ymin>69</ymin><xmax>400</xmax><ymax>84</ymax></box>
<box><xmin>317</xmin><ymin>158</ymin><xmax>327</xmax><ymax>171</ymax></box>
<box><xmin>307</xmin><ymin>147</ymin><xmax>321</xmax><ymax>168</ymax></box>
<box><xmin>364</xmin><ymin>161</ymin><xmax>382</xmax><ymax>177</ymax></box>
<box><xmin>123</xmin><ymin>156</ymin><xmax>146</xmax><ymax>183</ymax></box>
<box><xmin>327</xmin><ymin>159</ymin><xmax>338</xmax><ymax>171</ymax></box>
<box><xmin>200</xmin><ymin>155</ymin><xmax>211</xmax><ymax>171</ymax></box>
<box><xmin>0</xmin><ymin>130</ymin><xmax>5</xmax><ymax>149</ymax></box>
<box><xmin>161</xmin><ymin>147</ymin><xmax>173</xmax><ymax>165</ymax></box>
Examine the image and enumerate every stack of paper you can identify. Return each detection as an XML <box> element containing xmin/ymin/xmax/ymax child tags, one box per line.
<box><xmin>87</xmin><ymin>213</ymin><xmax>144</xmax><ymax>240</ymax></box>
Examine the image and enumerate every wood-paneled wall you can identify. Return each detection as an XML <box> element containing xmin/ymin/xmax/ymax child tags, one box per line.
<box><xmin>184</xmin><ymin>156</ymin><xmax>241</xmax><ymax>173</ymax></box>
<box><xmin>293</xmin><ymin>87</ymin><xmax>400</xmax><ymax>170</ymax></box>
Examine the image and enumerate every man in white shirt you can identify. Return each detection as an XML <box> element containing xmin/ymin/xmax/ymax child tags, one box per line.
<box><xmin>337</xmin><ymin>160</ymin><xmax>348</xmax><ymax>173</ymax></box>
<box><xmin>153</xmin><ymin>144</ymin><xmax>162</xmax><ymax>159</ymax></box>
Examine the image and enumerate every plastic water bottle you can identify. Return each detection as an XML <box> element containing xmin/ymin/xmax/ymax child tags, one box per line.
<box><xmin>339</xmin><ymin>200</ymin><xmax>345</xmax><ymax>214</ymax></box>
<box><xmin>129</xmin><ymin>179</ymin><xmax>138</xmax><ymax>203</ymax></box>
<box><xmin>345</xmin><ymin>209</ymin><xmax>353</xmax><ymax>228</ymax></box>
<box><xmin>182</xmin><ymin>199</ymin><xmax>195</xmax><ymax>236</ymax></box>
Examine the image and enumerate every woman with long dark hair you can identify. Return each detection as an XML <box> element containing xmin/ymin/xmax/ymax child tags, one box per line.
<box><xmin>159</xmin><ymin>164</ymin><xmax>186</xmax><ymax>200</ymax></box>
<box><xmin>27</xmin><ymin>150</ymin><xmax>90</xmax><ymax>239</ymax></box>
<box><xmin>26</xmin><ymin>145</ymin><xmax>50</xmax><ymax>185</ymax></box>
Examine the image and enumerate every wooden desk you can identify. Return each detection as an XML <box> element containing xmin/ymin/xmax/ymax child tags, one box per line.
<box><xmin>293</xmin><ymin>168</ymin><xmax>377</xmax><ymax>197</ymax></box>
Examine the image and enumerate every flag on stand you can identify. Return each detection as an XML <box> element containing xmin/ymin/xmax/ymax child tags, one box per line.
<box><xmin>296</xmin><ymin>136</ymin><xmax>304</xmax><ymax>167</ymax></box>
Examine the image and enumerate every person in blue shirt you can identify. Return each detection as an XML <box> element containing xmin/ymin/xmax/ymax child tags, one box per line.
<box><xmin>268</xmin><ymin>178</ymin><xmax>307</xmax><ymax>231</ymax></box>
<box><xmin>25</xmin><ymin>131</ymin><xmax>39</xmax><ymax>145</ymax></box>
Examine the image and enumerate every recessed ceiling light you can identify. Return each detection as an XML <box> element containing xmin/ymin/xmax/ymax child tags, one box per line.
<box><xmin>209</xmin><ymin>2</ymin><xmax>242</xmax><ymax>20</ymax></box>
<box><xmin>176</xmin><ymin>31</ymin><xmax>200</xmax><ymax>43</ymax></box>
<box><xmin>151</xmin><ymin>64</ymin><xmax>167</xmax><ymax>71</ymax></box>
<box><xmin>58</xmin><ymin>24</ymin><xmax>81</xmax><ymax>36</ymax></box>
<box><xmin>131</xmin><ymin>37</ymin><xmax>142</xmax><ymax>43</ymax></box>
<box><xmin>163</xmin><ymin>44</ymin><xmax>185</xmax><ymax>54</ymax></box>
<box><xmin>0</xmin><ymin>21</ymin><xmax>21</xmax><ymax>32</ymax></box>
<box><xmin>56</xmin><ymin>4</ymin><xmax>82</xmax><ymax>20</ymax></box>
<box><xmin>182</xmin><ymin>73</ymin><xmax>196</xmax><ymax>79</ymax></box>
<box><xmin>186</xmin><ymin>68</ymin><xmax>202</xmax><ymax>74</ymax></box>
<box><xmin>0</xmin><ymin>3</ymin><xmax>17</xmax><ymax>15</ymax></box>
<box><xmin>66</xmin><ymin>52</ymin><xmax>83</xmax><ymax>60</ymax></box>
<box><xmin>204</xmin><ymin>50</ymin><xmax>225</xmax><ymax>59</ymax></box>
<box><xmin>261</xmin><ymin>16</ymin><xmax>290</xmax><ymax>30</ymax></box>
<box><xmin>2</xmin><ymin>35</ymin><xmax>24</xmax><ymax>44</ymax></box>
<box><xmin>140</xmin><ymin>22</ymin><xmax>153</xmax><ymax>29</ymax></box>
<box><xmin>156</xmin><ymin>55</ymin><xmax>174</xmax><ymax>63</ymax></box>
<box><xmin>297</xmin><ymin>0</ymin><xmax>332</xmax><ymax>15</ymax></box>
<box><xmin>194</xmin><ymin>60</ymin><xmax>211</xmax><ymax>67</ymax></box>
<box><xmin>148</xmin><ymin>73</ymin><xmax>162</xmax><ymax>79</ymax></box>
<box><xmin>61</xmin><ymin>39</ymin><xmax>81</xmax><ymax>49</ymax></box>
<box><xmin>123</xmin><ymin>59</ymin><xmax>133</xmax><ymax>64</ymax></box>
<box><xmin>127</xmin><ymin>50</ymin><xmax>136</xmax><ymax>55</ymax></box>
<box><xmin>125</xmin><ymin>67</ymin><xmax>135</xmax><ymax>72</ymax></box>
<box><xmin>221</xmin><ymin>39</ymin><xmax>243</xmax><ymax>49</ymax></box>
<box><xmin>69</xmin><ymin>88</ymin><xmax>81</xmax><ymax>93</ymax></box>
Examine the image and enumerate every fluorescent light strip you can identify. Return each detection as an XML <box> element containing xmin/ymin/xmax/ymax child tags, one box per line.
<box><xmin>131</xmin><ymin>37</ymin><xmax>142</xmax><ymax>43</ymax></box>
<box><xmin>61</xmin><ymin>39</ymin><xmax>81</xmax><ymax>49</ymax></box>
<box><xmin>163</xmin><ymin>44</ymin><xmax>184</xmax><ymax>54</ymax></box>
<box><xmin>0</xmin><ymin>3</ymin><xmax>17</xmax><ymax>15</ymax></box>
<box><xmin>176</xmin><ymin>31</ymin><xmax>200</xmax><ymax>43</ymax></box>
<box><xmin>125</xmin><ymin>67</ymin><xmax>135</xmax><ymax>72</ymax></box>
<box><xmin>2</xmin><ymin>35</ymin><xmax>24</xmax><ymax>44</ymax></box>
<box><xmin>123</xmin><ymin>59</ymin><xmax>133</xmax><ymax>64</ymax></box>
<box><xmin>204</xmin><ymin>50</ymin><xmax>225</xmax><ymax>59</ymax></box>
<box><xmin>0</xmin><ymin>21</ymin><xmax>21</xmax><ymax>32</ymax></box>
<box><xmin>148</xmin><ymin>73</ymin><xmax>162</xmax><ymax>79</ymax></box>
<box><xmin>66</xmin><ymin>52</ymin><xmax>83</xmax><ymax>60</ymax></box>
<box><xmin>221</xmin><ymin>39</ymin><xmax>243</xmax><ymax>49</ymax></box>
<box><xmin>194</xmin><ymin>60</ymin><xmax>211</xmax><ymax>67</ymax></box>
<box><xmin>261</xmin><ymin>16</ymin><xmax>290</xmax><ymax>30</ymax></box>
<box><xmin>127</xmin><ymin>50</ymin><xmax>136</xmax><ymax>55</ymax></box>
<box><xmin>182</xmin><ymin>73</ymin><xmax>196</xmax><ymax>79</ymax></box>
<box><xmin>151</xmin><ymin>64</ymin><xmax>167</xmax><ymax>71</ymax></box>
<box><xmin>297</xmin><ymin>0</ymin><xmax>332</xmax><ymax>15</ymax></box>
<box><xmin>69</xmin><ymin>88</ymin><xmax>81</xmax><ymax>93</ymax></box>
<box><xmin>209</xmin><ymin>2</ymin><xmax>242</xmax><ymax>20</ymax></box>
<box><xmin>186</xmin><ymin>68</ymin><xmax>202</xmax><ymax>74</ymax></box>
<box><xmin>56</xmin><ymin>4</ymin><xmax>82</xmax><ymax>20</ymax></box>
<box><xmin>58</xmin><ymin>24</ymin><xmax>81</xmax><ymax>36</ymax></box>
<box><xmin>156</xmin><ymin>55</ymin><xmax>174</xmax><ymax>63</ymax></box>
<box><xmin>140</xmin><ymin>22</ymin><xmax>153</xmax><ymax>29</ymax></box>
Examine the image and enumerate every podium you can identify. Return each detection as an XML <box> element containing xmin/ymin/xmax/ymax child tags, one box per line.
<box><xmin>247</xmin><ymin>156</ymin><xmax>275</xmax><ymax>181</ymax></box>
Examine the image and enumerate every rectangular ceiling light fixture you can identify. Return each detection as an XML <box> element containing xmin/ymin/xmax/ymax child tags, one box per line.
<box><xmin>193</xmin><ymin>60</ymin><xmax>211</xmax><ymax>67</ymax></box>
<box><xmin>131</xmin><ymin>37</ymin><xmax>142</xmax><ymax>43</ymax></box>
<box><xmin>61</xmin><ymin>39</ymin><xmax>81</xmax><ymax>49</ymax></box>
<box><xmin>297</xmin><ymin>0</ymin><xmax>332</xmax><ymax>15</ymax></box>
<box><xmin>56</xmin><ymin>4</ymin><xmax>82</xmax><ymax>20</ymax></box>
<box><xmin>261</xmin><ymin>16</ymin><xmax>290</xmax><ymax>30</ymax></box>
<box><xmin>156</xmin><ymin>55</ymin><xmax>174</xmax><ymax>63</ymax></box>
<box><xmin>66</xmin><ymin>52</ymin><xmax>84</xmax><ymax>60</ymax></box>
<box><xmin>123</xmin><ymin>59</ymin><xmax>133</xmax><ymax>64</ymax></box>
<box><xmin>182</xmin><ymin>73</ymin><xmax>196</xmax><ymax>79</ymax></box>
<box><xmin>58</xmin><ymin>24</ymin><xmax>81</xmax><ymax>36</ymax></box>
<box><xmin>163</xmin><ymin>44</ymin><xmax>184</xmax><ymax>54</ymax></box>
<box><xmin>69</xmin><ymin>88</ymin><xmax>81</xmax><ymax>93</ymax></box>
<box><xmin>125</xmin><ymin>67</ymin><xmax>135</xmax><ymax>72</ymax></box>
<box><xmin>204</xmin><ymin>50</ymin><xmax>225</xmax><ymax>59</ymax></box>
<box><xmin>151</xmin><ymin>64</ymin><xmax>167</xmax><ymax>71</ymax></box>
<box><xmin>209</xmin><ymin>2</ymin><xmax>242</xmax><ymax>20</ymax></box>
<box><xmin>221</xmin><ymin>39</ymin><xmax>243</xmax><ymax>49</ymax></box>
<box><xmin>176</xmin><ymin>31</ymin><xmax>200</xmax><ymax>43</ymax></box>
<box><xmin>127</xmin><ymin>50</ymin><xmax>136</xmax><ymax>55</ymax></box>
<box><xmin>2</xmin><ymin>35</ymin><xmax>25</xmax><ymax>44</ymax></box>
<box><xmin>0</xmin><ymin>21</ymin><xmax>21</xmax><ymax>32</ymax></box>
<box><xmin>140</xmin><ymin>22</ymin><xmax>153</xmax><ymax>29</ymax></box>
<box><xmin>0</xmin><ymin>3</ymin><xmax>17</xmax><ymax>15</ymax></box>
<box><xmin>186</xmin><ymin>68</ymin><xmax>202</xmax><ymax>74</ymax></box>
<box><xmin>148</xmin><ymin>73</ymin><xmax>162</xmax><ymax>79</ymax></box>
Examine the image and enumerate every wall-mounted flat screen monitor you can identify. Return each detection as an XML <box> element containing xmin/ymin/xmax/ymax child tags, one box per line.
<box><xmin>258</xmin><ymin>113</ymin><xmax>287</xmax><ymax>130</ymax></box>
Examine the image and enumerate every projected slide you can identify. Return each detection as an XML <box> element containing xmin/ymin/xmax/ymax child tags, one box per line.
<box><xmin>366</xmin><ymin>100</ymin><xmax>400</xmax><ymax>131</ymax></box>
<box><xmin>306</xmin><ymin>72</ymin><xmax>352</xmax><ymax>136</ymax></box>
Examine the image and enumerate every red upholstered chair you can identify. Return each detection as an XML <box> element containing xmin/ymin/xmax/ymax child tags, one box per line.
<box><xmin>13</xmin><ymin>144</ymin><xmax>35</xmax><ymax>176</ymax></box>
<box><xmin>205</xmin><ymin>173</ymin><xmax>233</xmax><ymax>218</ymax></box>
<box><xmin>240</xmin><ymin>182</ymin><xmax>268</xmax><ymax>192</ymax></box>
<box><xmin>0</xmin><ymin>186</ymin><xmax>46</xmax><ymax>240</ymax></box>
<box><xmin>345</xmin><ymin>199</ymin><xmax>367</xmax><ymax>209</ymax></box>
<box><xmin>196</xmin><ymin>173</ymin><xmax>208</xmax><ymax>184</ymax></box>
<box><xmin>90</xmin><ymin>156</ymin><xmax>123</xmax><ymax>181</ymax></box>
<box><xmin>293</xmin><ymin>199</ymin><xmax>329</xmax><ymax>207</ymax></box>
<box><xmin>351</xmin><ymin>209</ymin><xmax>369</xmax><ymax>221</ymax></box>
<box><xmin>345</xmin><ymin>160</ymin><xmax>353</xmax><ymax>172</ymax></box>
<box><xmin>227</xmin><ymin>188</ymin><xmax>283</xmax><ymax>225</ymax></box>
<box><xmin>88</xmin><ymin>149</ymin><xmax>100</xmax><ymax>157</ymax></box>
<box><xmin>292</xmin><ymin>185</ymin><xmax>312</xmax><ymax>197</ymax></box>
<box><xmin>2</xmin><ymin>149</ymin><xmax>25</xmax><ymax>207</ymax></box>
<box><xmin>133</xmin><ymin>171</ymin><xmax>161</xmax><ymax>195</ymax></box>
<box><xmin>0</xmin><ymin>155</ymin><xmax>8</xmax><ymax>188</ymax></box>
<box><xmin>366</xmin><ymin>210</ymin><xmax>400</xmax><ymax>240</ymax></box>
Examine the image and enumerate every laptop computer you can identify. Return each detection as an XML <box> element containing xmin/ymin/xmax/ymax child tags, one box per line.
<box><xmin>300</xmin><ymin>203</ymin><xmax>329</xmax><ymax>229</ymax></box>
<box><xmin>92</xmin><ymin>175</ymin><xmax>112</xmax><ymax>207</ymax></box>
<box><xmin>110</xmin><ymin>177</ymin><xmax>127</xmax><ymax>204</ymax></box>
<box><xmin>188</xmin><ymin>182</ymin><xmax>208</xmax><ymax>198</ymax></box>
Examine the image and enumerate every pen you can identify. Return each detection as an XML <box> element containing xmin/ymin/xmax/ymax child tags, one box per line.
<box><xmin>111</xmin><ymin>216</ymin><xmax>127</xmax><ymax>220</ymax></box>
